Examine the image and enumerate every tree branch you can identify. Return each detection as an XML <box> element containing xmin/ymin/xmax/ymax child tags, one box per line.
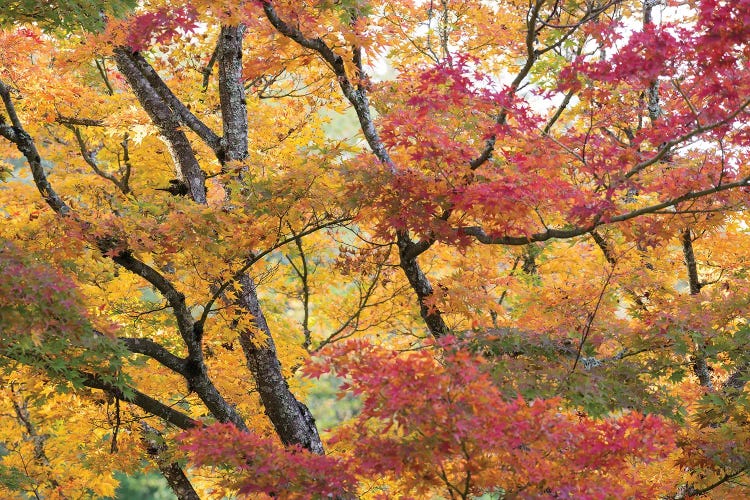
<box><xmin>141</xmin><ymin>422</ymin><xmax>201</xmax><ymax>500</ymax></box>
<box><xmin>65</xmin><ymin>124</ymin><xmax>129</xmax><ymax>194</ymax></box>
<box><xmin>233</xmin><ymin>273</ymin><xmax>324</xmax><ymax>453</ymax></box>
<box><xmin>55</xmin><ymin>115</ymin><xmax>104</xmax><ymax>127</ymax></box>
<box><xmin>110</xmin><ymin>253</ymin><xmax>249</xmax><ymax>430</ymax></box>
<box><xmin>590</xmin><ymin>230</ymin><xmax>617</xmax><ymax>265</ymax></box>
<box><xmin>0</xmin><ymin>80</ymin><xmax>70</xmax><ymax>215</ymax></box>
<box><xmin>669</xmin><ymin>468</ymin><xmax>747</xmax><ymax>499</ymax></box>
<box><xmin>397</xmin><ymin>231</ymin><xmax>450</xmax><ymax>338</ymax></box>
<box><xmin>313</xmin><ymin>258</ymin><xmax>388</xmax><ymax>352</ymax></box>
<box><xmin>119</xmin><ymin>337</ymin><xmax>188</xmax><ymax>376</ymax></box>
<box><xmin>722</xmin><ymin>362</ymin><xmax>750</xmax><ymax>393</ymax></box>
<box><xmin>122</xmin><ymin>49</ymin><xmax>222</xmax><ymax>155</ymax></box>
<box><xmin>624</xmin><ymin>98</ymin><xmax>750</xmax><ymax>180</ymax></box>
<box><xmin>202</xmin><ymin>42</ymin><xmax>220</xmax><ymax>91</ymax></box>
<box><xmin>461</xmin><ymin>175</ymin><xmax>750</xmax><ymax>245</ymax></box>
<box><xmin>262</xmin><ymin>1</ymin><xmax>395</xmax><ymax>171</ymax></box>
<box><xmin>2</xmin><ymin>68</ymin><xmax>245</xmax><ymax>434</ymax></box>
<box><xmin>469</xmin><ymin>0</ymin><xmax>545</xmax><ymax>170</ymax></box>
<box><xmin>682</xmin><ymin>228</ymin><xmax>702</xmax><ymax>296</ymax></box>
<box><xmin>81</xmin><ymin>373</ymin><xmax>199</xmax><ymax>430</ymax></box>
<box><xmin>197</xmin><ymin>216</ymin><xmax>352</xmax><ymax>330</ymax></box>
<box><xmin>9</xmin><ymin>384</ymin><xmax>53</xmax><ymax>467</ymax></box>
<box><xmin>111</xmin><ymin>252</ymin><xmax>197</xmax><ymax>352</ymax></box>
<box><xmin>113</xmin><ymin>47</ymin><xmax>208</xmax><ymax>203</ymax></box>
<box><xmin>120</xmin><ymin>133</ymin><xmax>133</xmax><ymax>193</ymax></box>
<box><xmin>287</xmin><ymin>230</ymin><xmax>312</xmax><ymax>351</ymax></box>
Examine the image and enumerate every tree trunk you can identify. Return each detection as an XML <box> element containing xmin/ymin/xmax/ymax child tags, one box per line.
<box><xmin>141</xmin><ymin>423</ymin><xmax>202</xmax><ymax>500</ymax></box>
<box><xmin>216</xmin><ymin>25</ymin><xmax>324</xmax><ymax>453</ymax></box>
<box><xmin>235</xmin><ymin>275</ymin><xmax>324</xmax><ymax>453</ymax></box>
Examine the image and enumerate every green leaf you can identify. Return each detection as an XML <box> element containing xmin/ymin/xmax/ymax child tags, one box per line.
<box><xmin>0</xmin><ymin>0</ymin><xmax>137</xmax><ymax>32</ymax></box>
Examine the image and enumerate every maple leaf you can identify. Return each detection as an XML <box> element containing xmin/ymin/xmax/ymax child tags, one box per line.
<box><xmin>1</xmin><ymin>0</ymin><xmax>749</xmax><ymax>498</ymax></box>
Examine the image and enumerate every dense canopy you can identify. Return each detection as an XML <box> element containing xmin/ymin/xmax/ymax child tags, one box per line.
<box><xmin>1</xmin><ymin>0</ymin><xmax>750</xmax><ymax>498</ymax></box>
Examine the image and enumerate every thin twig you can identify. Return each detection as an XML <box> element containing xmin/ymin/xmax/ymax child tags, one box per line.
<box><xmin>570</xmin><ymin>265</ymin><xmax>616</xmax><ymax>373</ymax></box>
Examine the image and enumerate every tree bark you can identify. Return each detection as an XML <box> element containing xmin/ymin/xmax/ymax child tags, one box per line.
<box><xmin>112</xmin><ymin>252</ymin><xmax>248</xmax><ymax>429</ymax></box>
<box><xmin>681</xmin><ymin>228</ymin><xmax>713</xmax><ymax>389</ymax></box>
<box><xmin>113</xmin><ymin>48</ymin><xmax>207</xmax><ymax>204</ymax></box>
<box><xmin>211</xmin><ymin>24</ymin><xmax>325</xmax><ymax>453</ymax></box>
<box><xmin>0</xmin><ymin>81</ymin><xmax>70</xmax><ymax>215</ymax></box>
<box><xmin>681</xmin><ymin>229</ymin><xmax>702</xmax><ymax>296</ymax></box>
<box><xmin>397</xmin><ymin>233</ymin><xmax>450</xmax><ymax>338</ymax></box>
<box><xmin>235</xmin><ymin>275</ymin><xmax>324</xmax><ymax>453</ymax></box>
<box><xmin>141</xmin><ymin>422</ymin><xmax>202</xmax><ymax>500</ymax></box>
<box><xmin>3</xmin><ymin>74</ymin><xmax>246</xmax><ymax>431</ymax></box>
<box><xmin>217</xmin><ymin>25</ymin><xmax>248</xmax><ymax>162</ymax></box>
<box><xmin>115</xmin><ymin>40</ymin><xmax>323</xmax><ymax>443</ymax></box>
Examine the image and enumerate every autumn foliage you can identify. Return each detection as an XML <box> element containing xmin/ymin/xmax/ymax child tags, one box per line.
<box><xmin>1</xmin><ymin>0</ymin><xmax>750</xmax><ymax>498</ymax></box>
<box><xmin>184</xmin><ymin>339</ymin><xmax>675</xmax><ymax>498</ymax></box>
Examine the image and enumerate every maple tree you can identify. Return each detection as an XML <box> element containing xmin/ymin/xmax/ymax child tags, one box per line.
<box><xmin>1</xmin><ymin>0</ymin><xmax>750</xmax><ymax>498</ymax></box>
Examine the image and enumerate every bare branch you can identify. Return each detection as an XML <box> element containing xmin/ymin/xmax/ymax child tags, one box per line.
<box><xmin>95</xmin><ymin>58</ymin><xmax>114</xmax><ymax>96</ymax></box>
<box><xmin>469</xmin><ymin>0</ymin><xmax>545</xmax><ymax>170</ymax></box>
<box><xmin>570</xmin><ymin>265</ymin><xmax>615</xmax><ymax>373</ymax></box>
<box><xmin>118</xmin><ymin>49</ymin><xmax>222</xmax><ymax>155</ymax></box>
<box><xmin>543</xmin><ymin>88</ymin><xmax>576</xmax><ymax>135</ymax></box>
<box><xmin>55</xmin><ymin>115</ymin><xmax>104</xmax><ymax>127</ymax></box>
<box><xmin>590</xmin><ymin>230</ymin><xmax>617</xmax><ymax>265</ymax></box>
<box><xmin>314</xmin><ymin>255</ymin><xmax>390</xmax><ymax>352</ymax></box>
<box><xmin>286</xmin><ymin>229</ymin><xmax>312</xmax><ymax>351</ymax></box>
<box><xmin>397</xmin><ymin>231</ymin><xmax>450</xmax><ymax>338</ymax></box>
<box><xmin>202</xmin><ymin>42</ymin><xmax>220</xmax><ymax>92</ymax></box>
<box><xmin>111</xmin><ymin>252</ymin><xmax>196</xmax><ymax>351</ymax></box>
<box><xmin>669</xmin><ymin>468</ymin><xmax>747</xmax><ymax>499</ymax></box>
<box><xmin>113</xmin><ymin>48</ymin><xmax>208</xmax><ymax>203</ymax></box>
<box><xmin>120</xmin><ymin>133</ymin><xmax>133</xmax><ymax>193</ymax></box>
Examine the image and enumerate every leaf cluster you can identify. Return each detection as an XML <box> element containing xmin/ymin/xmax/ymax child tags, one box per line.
<box><xmin>0</xmin><ymin>0</ymin><xmax>136</xmax><ymax>32</ymax></box>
